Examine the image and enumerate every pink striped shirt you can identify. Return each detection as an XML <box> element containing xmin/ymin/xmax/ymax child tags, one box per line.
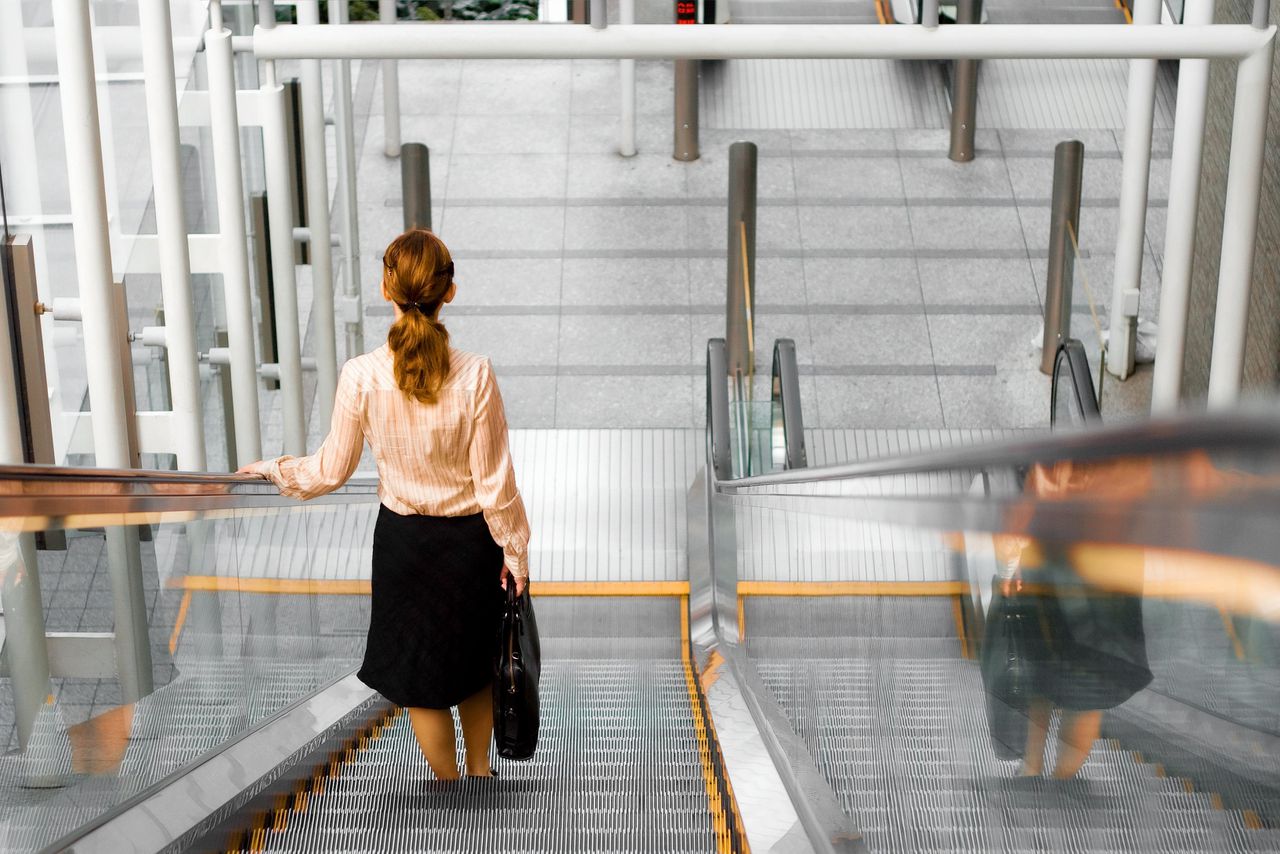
<box><xmin>262</xmin><ymin>345</ymin><xmax>530</xmax><ymax>578</ymax></box>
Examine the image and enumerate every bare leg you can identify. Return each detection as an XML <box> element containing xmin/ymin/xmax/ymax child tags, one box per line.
<box><xmin>457</xmin><ymin>683</ymin><xmax>494</xmax><ymax>777</ymax></box>
<box><xmin>1020</xmin><ymin>698</ymin><xmax>1053</xmax><ymax>777</ymax></box>
<box><xmin>1051</xmin><ymin>710</ymin><xmax>1102</xmax><ymax>779</ymax></box>
<box><xmin>406</xmin><ymin>707</ymin><xmax>460</xmax><ymax>780</ymax></box>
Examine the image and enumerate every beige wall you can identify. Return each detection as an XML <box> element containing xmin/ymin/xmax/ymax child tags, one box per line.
<box><xmin>1183</xmin><ymin>0</ymin><xmax>1280</xmax><ymax>398</ymax></box>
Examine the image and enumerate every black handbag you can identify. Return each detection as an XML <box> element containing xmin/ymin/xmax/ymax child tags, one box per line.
<box><xmin>980</xmin><ymin>575</ymin><xmax>1035</xmax><ymax>761</ymax></box>
<box><xmin>493</xmin><ymin>583</ymin><xmax>541</xmax><ymax>760</ymax></box>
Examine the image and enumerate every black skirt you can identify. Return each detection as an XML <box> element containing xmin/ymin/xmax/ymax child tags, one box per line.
<box><xmin>357</xmin><ymin>505</ymin><xmax>505</xmax><ymax>709</ymax></box>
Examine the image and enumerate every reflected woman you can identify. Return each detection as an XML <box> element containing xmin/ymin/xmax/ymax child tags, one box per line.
<box><xmin>239</xmin><ymin>229</ymin><xmax>530</xmax><ymax>780</ymax></box>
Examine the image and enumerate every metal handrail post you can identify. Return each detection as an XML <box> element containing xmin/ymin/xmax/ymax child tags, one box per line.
<box><xmin>948</xmin><ymin>0</ymin><xmax>982</xmax><ymax>162</ymax></box>
<box><xmin>330</xmin><ymin>0</ymin><xmax>365</xmax><ymax>360</ymax></box>
<box><xmin>620</xmin><ymin>0</ymin><xmax>637</xmax><ymax>156</ymax></box>
<box><xmin>296</xmin><ymin>0</ymin><xmax>338</xmax><ymax>424</ymax></box>
<box><xmin>401</xmin><ymin>143</ymin><xmax>433</xmax><ymax>231</ymax></box>
<box><xmin>674</xmin><ymin>60</ymin><xmax>699</xmax><ymax>161</ymax></box>
<box><xmin>380</xmin><ymin>0</ymin><xmax>401</xmax><ymax>158</ymax></box>
<box><xmin>1207</xmin><ymin>35</ymin><xmax>1275</xmax><ymax>408</ymax></box>
<box><xmin>138</xmin><ymin>0</ymin><xmax>207</xmax><ymax>471</ymax></box>
<box><xmin>206</xmin><ymin>2</ymin><xmax>264</xmax><ymax>463</ymax></box>
<box><xmin>51</xmin><ymin>0</ymin><xmax>153</xmax><ymax>701</ymax></box>
<box><xmin>1107</xmin><ymin>0</ymin><xmax>1162</xmax><ymax>380</ymax></box>
<box><xmin>726</xmin><ymin>141</ymin><xmax>757</xmax><ymax>378</ymax></box>
<box><xmin>1151</xmin><ymin>0</ymin><xmax>1214</xmax><ymax>413</ymax></box>
<box><xmin>1040</xmin><ymin>140</ymin><xmax>1085</xmax><ymax>374</ymax></box>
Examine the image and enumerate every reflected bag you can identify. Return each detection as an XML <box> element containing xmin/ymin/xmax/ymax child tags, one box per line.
<box><xmin>493</xmin><ymin>584</ymin><xmax>541</xmax><ymax>760</ymax></box>
<box><xmin>980</xmin><ymin>575</ymin><xmax>1035</xmax><ymax>761</ymax></box>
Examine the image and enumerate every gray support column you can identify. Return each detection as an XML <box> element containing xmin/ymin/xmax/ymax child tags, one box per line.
<box><xmin>1040</xmin><ymin>140</ymin><xmax>1085</xmax><ymax>374</ymax></box>
<box><xmin>138</xmin><ymin>0</ymin><xmax>207</xmax><ymax>472</ymax></box>
<box><xmin>674</xmin><ymin>60</ymin><xmax>699</xmax><ymax>162</ymax></box>
<box><xmin>401</xmin><ymin>143</ymin><xmax>433</xmax><ymax>232</ymax></box>
<box><xmin>725</xmin><ymin>142</ymin><xmax>758</xmax><ymax>377</ymax></box>
<box><xmin>591</xmin><ymin>0</ymin><xmax>608</xmax><ymax>26</ymax></box>
<box><xmin>948</xmin><ymin>0</ymin><xmax>981</xmax><ymax>162</ymax></box>
<box><xmin>1107</xmin><ymin>0</ymin><xmax>1162</xmax><ymax>380</ymax></box>
<box><xmin>52</xmin><ymin>0</ymin><xmax>153</xmax><ymax>701</ymax></box>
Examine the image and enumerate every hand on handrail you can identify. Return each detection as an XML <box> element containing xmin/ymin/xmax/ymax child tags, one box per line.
<box><xmin>235</xmin><ymin>460</ymin><xmax>272</xmax><ymax>480</ymax></box>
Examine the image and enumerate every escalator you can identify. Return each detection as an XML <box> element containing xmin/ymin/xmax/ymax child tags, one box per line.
<box><xmin>1</xmin><ymin>339</ymin><xmax>1279</xmax><ymax>852</ymax></box>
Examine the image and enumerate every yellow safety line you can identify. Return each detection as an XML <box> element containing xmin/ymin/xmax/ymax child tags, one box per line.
<box><xmin>1217</xmin><ymin>604</ymin><xmax>1247</xmax><ymax>661</ymax></box>
<box><xmin>680</xmin><ymin>594</ymin><xmax>748</xmax><ymax>853</ymax></box>
<box><xmin>168</xmin><ymin>590</ymin><xmax>192</xmax><ymax>656</ymax></box>
<box><xmin>173</xmin><ymin>576</ymin><xmax>689</xmax><ymax>598</ymax></box>
<box><xmin>951</xmin><ymin>595</ymin><xmax>972</xmax><ymax>659</ymax></box>
<box><xmin>738</xmin><ymin>580</ymin><xmax>968</xmax><ymax>597</ymax></box>
<box><xmin>739</xmin><ymin>219</ymin><xmax>755</xmax><ymax>378</ymax></box>
<box><xmin>737</xmin><ymin>596</ymin><xmax>746</xmax><ymax>643</ymax></box>
<box><xmin>1115</xmin><ymin>0</ymin><xmax>1133</xmax><ymax>23</ymax></box>
<box><xmin>875</xmin><ymin>0</ymin><xmax>889</xmax><ymax>25</ymax></box>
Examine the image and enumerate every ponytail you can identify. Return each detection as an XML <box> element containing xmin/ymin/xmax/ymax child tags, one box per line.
<box><xmin>381</xmin><ymin>229</ymin><xmax>454</xmax><ymax>404</ymax></box>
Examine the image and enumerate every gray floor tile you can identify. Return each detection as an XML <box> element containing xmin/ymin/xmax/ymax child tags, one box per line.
<box><xmin>688</xmin><ymin>256</ymin><xmax>806</xmax><ymax>306</ymax></box>
<box><xmin>566</xmin><ymin>154</ymin><xmax>687</xmax><ymax>199</ymax></box>
<box><xmin>570</xmin><ymin>59</ymin><xmax>674</xmax><ymax>116</ymax></box>
<box><xmin>813</xmin><ymin>375</ymin><xmax>944</xmax><ymax>428</ymax></box>
<box><xmin>559</xmin><ymin>314</ymin><xmax>692</xmax><ymax>367</ymax></box>
<box><xmin>438</xmin><ymin>205</ymin><xmax>566</xmax><ymax>253</ymax></box>
<box><xmin>386</xmin><ymin>113</ymin><xmax>457</xmax><ymax>155</ymax></box>
<box><xmin>917</xmin><ymin>257</ymin><xmax>1041</xmax><ymax>305</ymax></box>
<box><xmin>896</xmin><ymin>128</ymin><xmax>1000</xmax><ymax>153</ymax></box>
<box><xmin>910</xmin><ymin>205</ymin><xmax>1027</xmax><ymax>251</ymax></box>
<box><xmin>792</xmin><ymin>156</ymin><xmax>905</xmax><ymax>201</ymax></box>
<box><xmin>808</xmin><ymin>314</ymin><xmax>933</xmax><ymax>366</ymax></box>
<box><xmin>901</xmin><ymin>156</ymin><xmax>1014</xmax><ymax>201</ymax></box>
<box><xmin>803</xmin><ymin>257</ymin><xmax>922</xmax><ymax>305</ymax></box>
<box><xmin>998</xmin><ymin>129</ymin><xmax>1120</xmax><ymax>155</ymax></box>
<box><xmin>684</xmin><ymin>147</ymin><xmax>798</xmax><ymax>200</ymax></box>
<box><xmin>699</xmin><ymin>129</ymin><xmax>794</xmax><ymax>154</ymax></box>
<box><xmin>797</xmin><ymin>205</ymin><xmax>913</xmax><ymax>251</ymax></box>
<box><xmin>457</xmin><ymin>60</ymin><xmax>573</xmax><ymax>115</ymax></box>
<box><xmin>568</xmin><ymin>111</ymin><xmax>672</xmax><ymax>156</ymax></box>
<box><xmin>1005</xmin><ymin>155</ymin><xmax>1128</xmax><ymax>203</ymax></box>
<box><xmin>562</xmin><ymin>257</ymin><xmax>691</xmax><ymax>305</ymax></box>
<box><xmin>564</xmin><ymin>205</ymin><xmax>688</xmax><ymax>252</ymax></box>
<box><xmin>453</xmin><ymin>114</ymin><xmax>570</xmax><ymax>155</ymax></box>
<box><xmin>689</xmin><ymin>205</ymin><xmax>802</xmax><ymax>252</ymax></box>
<box><xmin>789</xmin><ymin>129</ymin><xmax>896</xmax><ymax>152</ymax></box>
<box><xmin>493</xmin><ymin>374</ymin><xmax>558</xmax><ymax>428</ymax></box>
<box><xmin>556</xmin><ymin>375</ymin><xmax>695</xmax><ymax>428</ymax></box>
<box><xmin>453</xmin><ymin>258</ymin><xmax>563</xmax><ymax>306</ymax></box>
<box><xmin>1017</xmin><ymin>202</ymin><xmax>1122</xmax><ymax>259</ymax></box>
<box><xmin>446</xmin><ymin>315</ymin><xmax>560</xmax><ymax>366</ymax></box>
<box><xmin>753</xmin><ymin>314</ymin><xmax>816</xmax><ymax>365</ymax></box>
<box><xmin>390</xmin><ymin>61</ymin><xmax>463</xmax><ymax>115</ymax></box>
<box><xmin>927</xmin><ymin>314</ymin><xmax>1036</xmax><ymax>365</ymax></box>
<box><xmin>936</xmin><ymin>369</ymin><xmax>1052</xmax><ymax>428</ymax></box>
<box><xmin>445</xmin><ymin>153</ymin><xmax>567</xmax><ymax>200</ymax></box>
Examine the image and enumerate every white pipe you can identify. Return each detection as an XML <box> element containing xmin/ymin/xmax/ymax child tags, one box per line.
<box><xmin>138</xmin><ymin>0</ymin><xmax>207</xmax><ymax>471</ymax></box>
<box><xmin>1150</xmin><ymin>0</ymin><xmax>1214</xmax><ymax>414</ymax></box>
<box><xmin>380</xmin><ymin>0</ymin><xmax>401</xmax><ymax>158</ymax></box>
<box><xmin>261</xmin><ymin>77</ymin><xmax>308</xmax><ymax>456</ymax></box>
<box><xmin>329</xmin><ymin>1</ymin><xmax>364</xmax><ymax>359</ymax></box>
<box><xmin>1207</xmin><ymin>38</ymin><xmax>1275</xmax><ymax>409</ymax></box>
<box><xmin>205</xmin><ymin>24</ymin><xmax>263</xmax><ymax>463</ymax></box>
<box><xmin>253</xmin><ymin>23</ymin><xmax>1274</xmax><ymax>61</ymax></box>
<box><xmin>297</xmin><ymin>0</ymin><xmax>338</xmax><ymax>425</ymax></box>
<box><xmin>619</xmin><ymin>0</ymin><xmax>636</xmax><ymax>157</ymax></box>
<box><xmin>52</xmin><ymin>0</ymin><xmax>154</xmax><ymax>703</ymax></box>
<box><xmin>1106</xmin><ymin>0</ymin><xmax>1163</xmax><ymax>381</ymax></box>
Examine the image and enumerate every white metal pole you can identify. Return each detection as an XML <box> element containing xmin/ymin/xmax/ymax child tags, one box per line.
<box><xmin>619</xmin><ymin>0</ymin><xmax>636</xmax><ymax>157</ymax></box>
<box><xmin>137</xmin><ymin>0</ymin><xmax>207</xmax><ymax>471</ymax></box>
<box><xmin>206</xmin><ymin>4</ymin><xmax>263</xmax><ymax>463</ymax></box>
<box><xmin>1207</xmin><ymin>40</ymin><xmax>1275</xmax><ymax>409</ymax></box>
<box><xmin>330</xmin><ymin>0</ymin><xmax>365</xmax><ymax>359</ymax></box>
<box><xmin>1107</xmin><ymin>0</ymin><xmax>1162</xmax><ymax>381</ymax></box>
<box><xmin>258</xmin><ymin>6</ymin><xmax>307</xmax><ymax>456</ymax></box>
<box><xmin>296</xmin><ymin>0</ymin><xmax>338</xmax><ymax>425</ymax></box>
<box><xmin>51</xmin><ymin>0</ymin><xmax>154</xmax><ymax>702</ymax></box>
<box><xmin>380</xmin><ymin>0</ymin><xmax>402</xmax><ymax>158</ymax></box>
<box><xmin>253</xmin><ymin>22</ymin><xmax>1273</xmax><ymax>61</ymax></box>
<box><xmin>1150</xmin><ymin>0</ymin><xmax>1214</xmax><ymax>414</ymax></box>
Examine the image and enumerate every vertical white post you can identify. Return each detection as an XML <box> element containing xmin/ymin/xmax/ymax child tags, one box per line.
<box><xmin>1207</xmin><ymin>40</ymin><xmax>1275</xmax><ymax>409</ymax></box>
<box><xmin>1150</xmin><ymin>0</ymin><xmax>1213</xmax><ymax>414</ymax></box>
<box><xmin>297</xmin><ymin>0</ymin><xmax>337</xmax><ymax>425</ymax></box>
<box><xmin>206</xmin><ymin>2</ymin><xmax>263</xmax><ymax>463</ymax></box>
<box><xmin>52</xmin><ymin>0</ymin><xmax>154</xmax><ymax>701</ymax></box>
<box><xmin>258</xmin><ymin>3</ymin><xmax>307</xmax><ymax>456</ymax></box>
<box><xmin>619</xmin><ymin>0</ymin><xmax>636</xmax><ymax>157</ymax></box>
<box><xmin>380</xmin><ymin>0</ymin><xmax>401</xmax><ymax>158</ymax></box>
<box><xmin>137</xmin><ymin>0</ymin><xmax>207</xmax><ymax>471</ymax></box>
<box><xmin>1107</xmin><ymin>0</ymin><xmax>1162</xmax><ymax>380</ymax></box>
<box><xmin>331</xmin><ymin>0</ymin><xmax>365</xmax><ymax>359</ymax></box>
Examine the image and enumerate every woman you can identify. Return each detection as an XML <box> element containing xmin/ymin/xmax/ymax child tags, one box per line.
<box><xmin>239</xmin><ymin>229</ymin><xmax>530</xmax><ymax>781</ymax></box>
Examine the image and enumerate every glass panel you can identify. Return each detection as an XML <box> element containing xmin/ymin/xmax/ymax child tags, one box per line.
<box><xmin>729</xmin><ymin>399</ymin><xmax>779</xmax><ymax>478</ymax></box>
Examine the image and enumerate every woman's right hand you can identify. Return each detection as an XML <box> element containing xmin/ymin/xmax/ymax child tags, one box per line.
<box><xmin>501</xmin><ymin>566</ymin><xmax>527</xmax><ymax>597</ymax></box>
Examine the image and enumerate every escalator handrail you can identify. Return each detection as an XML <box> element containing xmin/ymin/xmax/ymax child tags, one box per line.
<box><xmin>706</xmin><ymin>338</ymin><xmax>733</xmax><ymax>481</ymax></box>
<box><xmin>718</xmin><ymin>409</ymin><xmax>1280</xmax><ymax>492</ymax></box>
<box><xmin>1051</xmin><ymin>338</ymin><xmax>1101</xmax><ymax>426</ymax></box>
<box><xmin>0</xmin><ymin>463</ymin><xmax>379</xmax><ymax>519</ymax></box>
<box><xmin>771</xmin><ymin>338</ymin><xmax>807</xmax><ymax>470</ymax></box>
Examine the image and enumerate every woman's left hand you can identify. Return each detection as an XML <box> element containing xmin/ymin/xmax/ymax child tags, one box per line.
<box><xmin>500</xmin><ymin>566</ymin><xmax>527</xmax><ymax>597</ymax></box>
<box><xmin>236</xmin><ymin>461</ymin><xmax>269</xmax><ymax>479</ymax></box>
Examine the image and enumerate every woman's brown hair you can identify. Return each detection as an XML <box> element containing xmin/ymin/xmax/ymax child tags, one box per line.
<box><xmin>382</xmin><ymin>229</ymin><xmax>455</xmax><ymax>404</ymax></box>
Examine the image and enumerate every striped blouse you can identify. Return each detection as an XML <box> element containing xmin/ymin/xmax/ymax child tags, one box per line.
<box><xmin>261</xmin><ymin>345</ymin><xmax>530</xmax><ymax>578</ymax></box>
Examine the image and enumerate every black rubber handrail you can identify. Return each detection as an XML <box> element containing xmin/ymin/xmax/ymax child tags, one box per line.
<box><xmin>706</xmin><ymin>338</ymin><xmax>732</xmax><ymax>481</ymax></box>
<box><xmin>1051</xmin><ymin>338</ymin><xmax>1101</xmax><ymax>427</ymax></box>
<box><xmin>771</xmin><ymin>338</ymin><xmax>807</xmax><ymax>470</ymax></box>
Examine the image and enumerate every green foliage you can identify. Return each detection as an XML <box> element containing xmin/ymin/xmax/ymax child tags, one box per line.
<box><xmin>288</xmin><ymin>0</ymin><xmax>537</xmax><ymax>25</ymax></box>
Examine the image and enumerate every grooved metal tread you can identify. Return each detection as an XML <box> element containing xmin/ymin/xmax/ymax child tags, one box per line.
<box><xmin>230</xmin><ymin>660</ymin><xmax>726</xmax><ymax>853</ymax></box>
